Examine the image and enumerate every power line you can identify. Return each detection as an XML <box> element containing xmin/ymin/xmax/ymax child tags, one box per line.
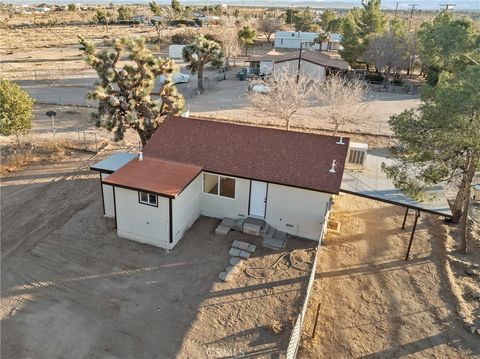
<box><xmin>408</xmin><ymin>4</ymin><xmax>418</xmax><ymax>32</ymax></box>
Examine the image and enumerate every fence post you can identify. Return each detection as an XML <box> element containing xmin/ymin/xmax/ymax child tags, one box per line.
<box><xmin>83</xmin><ymin>130</ymin><xmax>86</xmax><ymax>150</ymax></box>
<box><xmin>311</xmin><ymin>303</ymin><xmax>321</xmax><ymax>340</ymax></box>
<box><xmin>94</xmin><ymin>131</ymin><xmax>98</xmax><ymax>152</ymax></box>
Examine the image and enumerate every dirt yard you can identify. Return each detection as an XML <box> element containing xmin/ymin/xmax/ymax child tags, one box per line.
<box><xmin>1</xmin><ymin>150</ymin><xmax>315</xmax><ymax>358</ymax></box>
<box><xmin>299</xmin><ymin>194</ymin><xmax>480</xmax><ymax>358</ymax></box>
<box><xmin>1</xmin><ymin>20</ymin><xmax>421</xmax><ymax>137</ymax></box>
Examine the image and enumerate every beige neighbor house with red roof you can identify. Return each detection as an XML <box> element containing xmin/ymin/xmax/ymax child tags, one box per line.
<box><xmin>91</xmin><ymin>117</ymin><xmax>349</xmax><ymax>250</ymax></box>
<box><xmin>246</xmin><ymin>49</ymin><xmax>350</xmax><ymax>80</ymax></box>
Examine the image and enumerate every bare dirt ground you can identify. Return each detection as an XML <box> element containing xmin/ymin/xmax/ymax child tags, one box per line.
<box><xmin>1</xmin><ymin>150</ymin><xmax>315</xmax><ymax>358</ymax></box>
<box><xmin>1</xmin><ymin>21</ymin><xmax>420</xmax><ymax>136</ymax></box>
<box><xmin>299</xmin><ymin>194</ymin><xmax>480</xmax><ymax>358</ymax></box>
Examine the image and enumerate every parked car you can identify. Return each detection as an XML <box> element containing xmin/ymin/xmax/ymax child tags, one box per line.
<box><xmin>159</xmin><ymin>73</ymin><xmax>190</xmax><ymax>85</ymax></box>
<box><xmin>248</xmin><ymin>83</ymin><xmax>270</xmax><ymax>93</ymax></box>
<box><xmin>236</xmin><ymin>68</ymin><xmax>257</xmax><ymax>81</ymax></box>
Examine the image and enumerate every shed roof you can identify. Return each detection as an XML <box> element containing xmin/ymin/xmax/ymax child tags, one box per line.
<box><xmin>341</xmin><ymin>152</ymin><xmax>452</xmax><ymax>217</ymax></box>
<box><xmin>90</xmin><ymin>152</ymin><xmax>137</xmax><ymax>173</ymax></box>
<box><xmin>143</xmin><ymin>117</ymin><xmax>349</xmax><ymax>194</ymax></box>
<box><xmin>103</xmin><ymin>156</ymin><xmax>203</xmax><ymax>198</ymax></box>
<box><xmin>247</xmin><ymin>49</ymin><xmax>350</xmax><ymax>70</ymax></box>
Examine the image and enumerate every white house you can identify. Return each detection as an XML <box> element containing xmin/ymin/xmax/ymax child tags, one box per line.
<box><xmin>274</xmin><ymin>31</ymin><xmax>319</xmax><ymax>49</ymax></box>
<box><xmin>246</xmin><ymin>49</ymin><xmax>350</xmax><ymax>79</ymax></box>
<box><xmin>274</xmin><ymin>31</ymin><xmax>342</xmax><ymax>51</ymax></box>
<box><xmin>91</xmin><ymin>117</ymin><xmax>349</xmax><ymax>249</ymax></box>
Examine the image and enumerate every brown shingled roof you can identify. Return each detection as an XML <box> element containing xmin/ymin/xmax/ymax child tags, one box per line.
<box><xmin>103</xmin><ymin>157</ymin><xmax>202</xmax><ymax>198</ymax></box>
<box><xmin>142</xmin><ymin>117</ymin><xmax>349</xmax><ymax>194</ymax></box>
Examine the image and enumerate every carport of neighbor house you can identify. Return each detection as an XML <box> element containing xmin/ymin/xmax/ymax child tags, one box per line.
<box><xmin>341</xmin><ymin>151</ymin><xmax>453</xmax><ymax>260</ymax></box>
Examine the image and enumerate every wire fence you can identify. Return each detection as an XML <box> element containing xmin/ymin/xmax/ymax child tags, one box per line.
<box><xmin>285</xmin><ymin>215</ymin><xmax>329</xmax><ymax>359</ymax></box>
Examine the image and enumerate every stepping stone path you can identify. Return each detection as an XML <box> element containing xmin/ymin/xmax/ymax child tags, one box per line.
<box><xmin>218</xmin><ymin>241</ymin><xmax>256</xmax><ymax>282</ymax></box>
<box><xmin>232</xmin><ymin>240</ymin><xmax>256</xmax><ymax>253</ymax></box>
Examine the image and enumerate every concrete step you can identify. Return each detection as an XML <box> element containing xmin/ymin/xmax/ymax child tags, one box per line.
<box><xmin>243</xmin><ymin>222</ymin><xmax>262</xmax><ymax>236</ymax></box>
<box><xmin>262</xmin><ymin>229</ymin><xmax>288</xmax><ymax>250</ymax></box>
<box><xmin>264</xmin><ymin>225</ymin><xmax>276</xmax><ymax>239</ymax></box>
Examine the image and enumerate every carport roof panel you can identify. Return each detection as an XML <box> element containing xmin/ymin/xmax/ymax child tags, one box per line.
<box><xmin>90</xmin><ymin>152</ymin><xmax>137</xmax><ymax>173</ymax></box>
<box><xmin>341</xmin><ymin>153</ymin><xmax>452</xmax><ymax>217</ymax></box>
<box><xmin>103</xmin><ymin>156</ymin><xmax>203</xmax><ymax>198</ymax></box>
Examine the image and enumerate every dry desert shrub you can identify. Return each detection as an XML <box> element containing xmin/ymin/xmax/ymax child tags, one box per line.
<box><xmin>266</xmin><ymin>320</ymin><xmax>283</xmax><ymax>334</ymax></box>
<box><xmin>1</xmin><ymin>136</ymin><xmax>88</xmax><ymax>174</ymax></box>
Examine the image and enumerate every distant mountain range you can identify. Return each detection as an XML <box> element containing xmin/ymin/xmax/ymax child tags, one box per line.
<box><xmin>7</xmin><ymin>0</ymin><xmax>480</xmax><ymax>11</ymax></box>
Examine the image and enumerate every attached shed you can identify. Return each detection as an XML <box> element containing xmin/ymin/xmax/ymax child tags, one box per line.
<box><xmin>91</xmin><ymin>117</ymin><xmax>349</xmax><ymax>249</ymax></box>
<box><xmin>90</xmin><ymin>152</ymin><xmax>137</xmax><ymax>218</ymax></box>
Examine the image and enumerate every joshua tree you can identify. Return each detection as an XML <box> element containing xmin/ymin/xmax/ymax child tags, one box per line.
<box><xmin>182</xmin><ymin>34</ymin><xmax>224</xmax><ymax>93</ymax></box>
<box><xmin>238</xmin><ymin>25</ymin><xmax>256</xmax><ymax>55</ymax></box>
<box><xmin>315</xmin><ymin>32</ymin><xmax>330</xmax><ymax>52</ymax></box>
<box><xmin>79</xmin><ymin>36</ymin><xmax>184</xmax><ymax>147</ymax></box>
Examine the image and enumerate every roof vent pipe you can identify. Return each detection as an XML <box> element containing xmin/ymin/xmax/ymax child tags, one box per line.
<box><xmin>139</xmin><ymin>152</ymin><xmax>143</xmax><ymax>161</ymax></box>
<box><xmin>329</xmin><ymin>160</ymin><xmax>337</xmax><ymax>173</ymax></box>
<box><xmin>336</xmin><ymin>136</ymin><xmax>345</xmax><ymax>145</ymax></box>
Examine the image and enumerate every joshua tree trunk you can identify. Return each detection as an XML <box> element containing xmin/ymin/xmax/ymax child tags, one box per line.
<box><xmin>197</xmin><ymin>65</ymin><xmax>204</xmax><ymax>92</ymax></box>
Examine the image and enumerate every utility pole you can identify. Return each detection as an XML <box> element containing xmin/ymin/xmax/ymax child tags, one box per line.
<box><xmin>296</xmin><ymin>41</ymin><xmax>305</xmax><ymax>84</ymax></box>
<box><xmin>440</xmin><ymin>3</ymin><xmax>456</xmax><ymax>10</ymax></box>
<box><xmin>394</xmin><ymin>1</ymin><xmax>399</xmax><ymax>18</ymax></box>
<box><xmin>407</xmin><ymin>4</ymin><xmax>418</xmax><ymax>32</ymax></box>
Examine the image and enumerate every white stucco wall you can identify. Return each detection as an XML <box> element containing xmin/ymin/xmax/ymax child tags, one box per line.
<box><xmin>172</xmin><ymin>174</ymin><xmax>202</xmax><ymax>246</ymax></box>
<box><xmin>115</xmin><ymin>187</ymin><xmax>170</xmax><ymax>248</ymax></box>
<box><xmin>265</xmin><ymin>183</ymin><xmax>331</xmax><ymax>240</ymax></box>
<box><xmin>260</xmin><ymin>60</ymin><xmax>274</xmax><ymax>75</ymax></box>
<box><xmin>200</xmin><ymin>174</ymin><xmax>250</xmax><ymax>219</ymax></box>
<box><xmin>101</xmin><ymin>173</ymin><xmax>115</xmax><ymax>218</ymax></box>
<box><xmin>275</xmin><ymin>60</ymin><xmax>325</xmax><ymax>80</ymax></box>
<box><xmin>168</xmin><ymin>44</ymin><xmax>186</xmax><ymax>59</ymax></box>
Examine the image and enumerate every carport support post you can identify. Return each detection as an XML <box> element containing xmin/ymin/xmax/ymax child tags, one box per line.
<box><xmin>405</xmin><ymin>210</ymin><xmax>420</xmax><ymax>261</ymax></box>
<box><xmin>402</xmin><ymin>207</ymin><xmax>409</xmax><ymax>229</ymax></box>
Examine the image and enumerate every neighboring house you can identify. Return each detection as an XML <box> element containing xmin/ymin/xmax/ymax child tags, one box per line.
<box><xmin>91</xmin><ymin>117</ymin><xmax>349</xmax><ymax>250</ymax></box>
<box><xmin>274</xmin><ymin>31</ymin><xmax>318</xmax><ymax>49</ymax></box>
<box><xmin>246</xmin><ymin>49</ymin><xmax>350</xmax><ymax>79</ymax></box>
<box><xmin>274</xmin><ymin>31</ymin><xmax>342</xmax><ymax>51</ymax></box>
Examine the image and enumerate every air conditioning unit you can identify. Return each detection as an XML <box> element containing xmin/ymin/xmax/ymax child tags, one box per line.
<box><xmin>346</xmin><ymin>142</ymin><xmax>368</xmax><ymax>170</ymax></box>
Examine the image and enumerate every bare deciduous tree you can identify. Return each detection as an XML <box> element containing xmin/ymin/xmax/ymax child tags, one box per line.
<box><xmin>258</xmin><ymin>17</ymin><xmax>284</xmax><ymax>44</ymax></box>
<box><xmin>247</xmin><ymin>69</ymin><xmax>314</xmax><ymax>131</ymax></box>
<box><xmin>218</xmin><ymin>17</ymin><xmax>242</xmax><ymax>68</ymax></box>
<box><xmin>312</xmin><ymin>75</ymin><xmax>369</xmax><ymax>136</ymax></box>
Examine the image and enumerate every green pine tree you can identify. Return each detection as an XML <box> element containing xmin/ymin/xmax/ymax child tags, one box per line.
<box><xmin>383</xmin><ymin>65</ymin><xmax>480</xmax><ymax>252</ymax></box>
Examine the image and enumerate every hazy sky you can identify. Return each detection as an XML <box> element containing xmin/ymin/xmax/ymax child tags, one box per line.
<box><xmin>6</xmin><ymin>0</ymin><xmax>480</xmax><ymax>10</ymax></box>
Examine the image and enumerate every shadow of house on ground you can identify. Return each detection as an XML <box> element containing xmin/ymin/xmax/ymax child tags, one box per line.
<box><xmin>298</xmin><ymin>194</ymin><xmax>480</xmax><ymax>359</ymax></box>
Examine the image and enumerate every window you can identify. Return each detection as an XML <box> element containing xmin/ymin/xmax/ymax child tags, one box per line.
<box><xmin>203</xmin><ymin>173</ymin><xmax>236</xmax><ymax>199</ymax></box>
<box><xmin>139</xmin><ymin>191</ymin><xmax>158</xmax><ymax>206</ymax></box>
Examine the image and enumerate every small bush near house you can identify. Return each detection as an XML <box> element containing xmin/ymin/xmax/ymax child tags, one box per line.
<box><xmin>0</xmin><ymin>79</ymin><xmax>35</xmax><ymax>137</ymax></box>
<box><xmin>365</xmin><ymin>73</ymin><xmax>384</xmax><ymax>83</ymax></box>
<box><xmin>170</xmin><ymin>31</ymin><xmax>196</xmax><ymax>44</ymax></box>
